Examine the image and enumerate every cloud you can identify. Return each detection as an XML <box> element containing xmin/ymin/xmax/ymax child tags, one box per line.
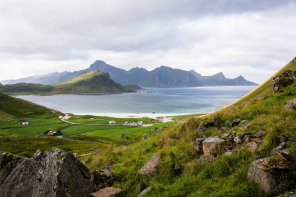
<box><xmin>0</xmin><ymin>0</ymin><xmax>295</xmax><ymax>83</ymax></box>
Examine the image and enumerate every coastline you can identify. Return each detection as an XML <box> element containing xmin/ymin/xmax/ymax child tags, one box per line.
<box><xmin>73</xmin><ymin>112</ymin><xmax>193</xmax><ymax>119</ymax></box>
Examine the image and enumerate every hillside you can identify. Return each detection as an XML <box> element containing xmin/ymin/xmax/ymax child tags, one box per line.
<box><xmin>77</xmin><ymin>57</ymin><xmax>296</xmax><ymax>196</ymax></box>
<box><xmin>0</xmin><ymin>92</ymin><xmax>60</xmax><ymax>121</ymax></box>
<box><xmin>1</xmin><ymin>60</ymin><xmax>257</xmax><ymax>87</ymax></box>
<box><xmin>0</xmin><ymin>70</ymin><xmax>139</xmax><ymax>95</ymax></box>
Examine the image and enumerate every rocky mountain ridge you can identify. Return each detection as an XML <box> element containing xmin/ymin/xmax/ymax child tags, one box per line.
<box><xmin>1</xmin><ymin>60</ymin><xmax>257</xmax><ymax>87</ymax></box>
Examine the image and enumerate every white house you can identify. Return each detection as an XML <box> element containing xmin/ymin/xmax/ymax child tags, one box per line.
<box><xmin>109</xmin><ymin>120</ymin><xmax>116</xmax><ymax>124</ymax></box>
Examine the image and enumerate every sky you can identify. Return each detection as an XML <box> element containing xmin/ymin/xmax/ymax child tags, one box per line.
<box><xmin>0</xmin><ymin>0</ymin><xmax>296</xmax><ymax>84</ymax></box>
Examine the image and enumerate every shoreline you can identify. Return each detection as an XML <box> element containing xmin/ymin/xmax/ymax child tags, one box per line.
<box><xmin>73</xmin><ymin>112</ymin><xmax>194</xmax><ymax>119</ymax></box>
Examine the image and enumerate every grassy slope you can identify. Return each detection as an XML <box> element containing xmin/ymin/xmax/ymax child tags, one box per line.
<box><xmin>0</xmin><ymin>92</ymin><xmax>60</xmax><ymax>120</ymax></box>
<box><xmin>80</xmin><ymin>57</ymin><xmax>296</xmax><ymax>196</ymax></box>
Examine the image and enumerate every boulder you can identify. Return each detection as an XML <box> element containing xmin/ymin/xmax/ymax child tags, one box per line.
<box><xmin>0</xmin><ymin>148</ymin><xmax>96</xmax><ymax>197</ymax></box>
<box><xmin>270</xmin><ymin>142</ymin><xmax>286</xmax><ymax>156</ymax></box>
<box><xmin>254</xmin><ymin>130</ymin><xmax>267</xmax><ymax>138</ymax></box>
<box><xmin>247</xmin><ymin>158</ymin><xmax>295</xmax><ymax>195</ymax></box>
<box><xmin>202</xmin><ymin>136</ymin><xmax>226</xmax><ymax>156</ymax></box>
<box><xmin>272</xmin><ymin>70</ymin><xmax>296</xmax><ymax>93</ymax></box>
<box><xmin>221</xmin><ymin>126</ymin><xmax>230</xmax><ymax>132</ymax></box>
<box><xmin>89</xmin><ymin>187</ymin><xmax>123</xmax><ymax>197</ymax></box>
<box><xmin>247</xmin><ymin>142</ymin><xmax>258</xmax><ymax>152</ymax></box>
<box><xmin>234</xmin><ymin>136</ymin><xmax>242</xmax><ymax>144</ymax></box>
<box><xmin>138</xmin><ymin>187</ymin><xmax>151</xmax><ymax>197</ymax></box>
<box><xmin>239</xmin><ymin>120</ymin><xmax>248</xmax><ymax>126</ymax></box>
<box><xmin>193</xmin><ymin>138</ymin><xmax>205</xmax><ymax>153</ymax></box>
<box><xmin>197</xmin><ymin>123</ymin><xmax>205</xmax><ymax>134</ymax></box>
<box><xmin>138</xmin><ymin>153</ymin><xmax>161</xmax><ymax>176</ymax></box>
<box><xmin>199</xmin><ymin>154</ymin><xmax>215</xmax><ymax>165</ymax></box>
<box><xmin>231</xmin><ymin>118</ymin><xmax>241</xmax><ymax>127</ymax></box>
<box><xmin>282</xmin><ymin>98</ymin><xmax>296</xmax><ymax>112</ymax></box>
<box><xmin>91</xmin><ymin>165</ymin><xmax>114</xmax><ymax>190</ymax></box>
<box><xmin>213</xmin><ymin>115</ymin><xmax>221</xmax><ymax>127</ymax></box>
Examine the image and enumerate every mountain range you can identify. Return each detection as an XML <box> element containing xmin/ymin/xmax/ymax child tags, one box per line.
<box><xmin>1</xmin><ymin>60</ymin><xmax>257</xmax><ymax>87</ymax></box>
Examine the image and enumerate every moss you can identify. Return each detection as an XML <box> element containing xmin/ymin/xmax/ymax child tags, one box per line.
<box><xmin>17</xmin><ymin>158</ymin><xmax>23</xmax><ymax>163</ymax></box>
<box><xmin>57</xmin><ymin>154</ymin><xmax>64</xmax><ymax>160</ymax></box>
<box><xmin>78</xmin><ymin>165</ymin><xmax>91</xmax><ymax>179</ymax></box>
<box><xmin>1</xmin><ymin>152</ymin><xmax>14</xmax><ymax>168</ymax></box>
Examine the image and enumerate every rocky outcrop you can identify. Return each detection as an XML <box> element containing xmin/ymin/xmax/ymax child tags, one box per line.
<box><xmin>138</xmin><ymin>153</ymin><xmax>161</xmax><ymax>176</ymax></box>
<box><xmin>202</xmin><ymin>136</ymin><xmax>226</xmax><ymax>156</ymax></box>
<box><xmin>0</xmin><ymin>148</ymin><xmax>97</xmax><ymax>197</ymax></box>
<box><xmin>282</xmin><ymin>98</ymin><xmax>296</xmax><ymax>112</ymax></box>
<box><xmin>89</xmin><ymin>187</ymin><xmax>123</xmax><ymax>197</ymax></box>
<box><xmin>247</xmin><ymin>157</ymin><xmax>295</xmax><ymax>195</ymax></box>
<box><xmin>193</xmin><ymin>138</ymin><xmax>205</xmax><ymax>153</ymax></box>
<box><xmin>272</xmin><ymin>70</ymin><xmax>296</xmax><ymax>93</ymax></box>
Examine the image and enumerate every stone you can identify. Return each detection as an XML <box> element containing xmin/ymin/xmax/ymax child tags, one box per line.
<box><xmin>193</xmin><ymin>138</ymin><xmax>205</xmax><ymax>153</ymax></box>
<box><xmin>243</xmin><ymin>135</ymin><xmax>250</xmax><ymax>143</ymax></box>
<box><xmin>199</xmin><ymin>154</ymin><xmax>215</xmax><ymax>165</ymax></box>
<box><xmin>213</xmin><ymin>115</ymin><xmax>221</xmax><ymax>127</ymax></box>
<box><xmin>120</xmin><ymin>134</ymin><xmax>130</xmax><ymax>139</ymax></box>
<box><xmin>239</xmin><ymin>120</ymin><xmax>248</xmax><ymax>125</ymax></box>
<box><xmin>138</xmin><ymin>153</ymin><xmax>161</xmax><ymax>176</ymax></box>
<box><xmin>221</xmin><ymin>133</ymin><xmax>230</xmax><ymax>140</ymax></box>
<box><xmin>138</xmin><ymin>187</ymin><xmax>151</xmax><ymax>197</ymax></box>
<box><xmin>270</xmin><ymin>142</ymin><xmax>286</xmax><ymax>156</ymax></box>
<box><xmin>254</xmin><ymin>130</ymin><xmax>267</xmax><ymax>138</ymax></box>
<box><xmin>272</xmin><ymin>70</ymin><xmax>296</xmax><ymax>93</ymax></box>
<box><xmin>224</xmin><ymin>151</ymin><xmax>233</xmax><ymax>156</ymax></box>
<box><xmin>89</xmin><ymin>187</ymin><xmax>123</xmax><ymax>197</ymax></box>
<box><xmin>247</xmin><ymin>158</ymin><xmax>295</xmax><ymax>195</ymax></box>
<box><xmin>282</xmin><ymin>98</ymin><xmax>296</xmax><ymax>112</ymax></box>
<box><xmin>274</xmin><ymin>115</ymin><xmax>280</xmax><ymax>120</ymax></box>
<box><xmin>197</xmin><ymin>123</ymin><xmax>205</xmax><ymax>133</ymax></box>
<box><xmin>204</xmin><ymin>120</ymin><xmax>215</xmax><ymax>128</ymax></box>
<box><xmin>231</xmin><ymin>118</ymin><xmax>241</xmax><ymax>127</ymax></box>
<box><xmin>0</xmin><ymin>148</ymin><xmax>96</xmax><ymax>197</ymax></box>
<box><xmin>251</xmin><ymin>138</ymin><xmax>263</xmax><ymax>144</ymax></box>
<box><xmin>279</xmin><ymin>135</ymin><xmax>288</xmax><ymax>143</ymax></box>
<box><xmin>241</xmin><ymin>131</ymin><xmax>252</xmax><ymax>138</ymax></box>
<box><xmin>221</xmin><ymin>126</ymin><xmax>230</xmax><ymax>132</ymax></box>
<box><xmin>225</xmin><ymin>120</ymin><xmax>232</xmax><ymax>127</ymax></box>
<box><xmin>247</xmin><ymin>142</ymin><xmax>258</xmax><ymax>152</ymax></box>
<box><xmin>202</xmin><ymin>136</ymin><xmax>226</xmax><ymax>156</ymax></box>
<box><xmin>234</xmin><ymin>136</ymin><xmax>242</xmax><ymax>144</ymax></box>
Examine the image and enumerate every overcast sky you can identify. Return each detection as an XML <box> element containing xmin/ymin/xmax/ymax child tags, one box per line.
<box><xmin>0</xmin><ymin>0</ymin><xmax>296</xmax><ymax>83</ymax></box>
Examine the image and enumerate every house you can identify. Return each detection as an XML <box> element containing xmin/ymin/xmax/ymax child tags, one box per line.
<box><xmin>48</xmin><ymin>129</ymin><xmax>57</xmax><ymax>136</ymax></box>
<box><xmin>109</xmin><ymin>121</ymin><xmax>116</xmax><ymax>124</ymax></box>
<box><xmin>19</xmin><ymin>118</ymin><xmax>29</xmax><ymax>125</ymax></box>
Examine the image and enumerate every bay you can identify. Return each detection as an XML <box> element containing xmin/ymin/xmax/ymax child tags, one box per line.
<box><xmin>15</xmin><ymin>86</ymin><xmax>256</xmax><ymax>116</ymax></box>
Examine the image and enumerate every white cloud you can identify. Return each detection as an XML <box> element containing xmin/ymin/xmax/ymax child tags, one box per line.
<box><xmin>0</xmin><ymin>0</ymin><xmax>295</xmax><ymax>84</ymax></box>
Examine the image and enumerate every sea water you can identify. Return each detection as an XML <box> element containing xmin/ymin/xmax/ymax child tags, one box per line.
<box><xmin>15</xmin><ymin>86</ymin><xmax>256</xmax><ymax>116</ymax></box>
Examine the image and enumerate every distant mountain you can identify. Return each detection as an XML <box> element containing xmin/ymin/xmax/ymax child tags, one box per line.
<box><xmin>1</xmin><ymin>60</ymin><xmax>257</xmax><ymax>87</ymax></box>
<box><xmin>0</xmin><ymin>70</ymin><xmax>139</xmax><ymax>95</ymax></box>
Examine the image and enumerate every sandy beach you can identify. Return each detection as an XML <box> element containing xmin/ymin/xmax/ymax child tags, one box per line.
<box><xmin>74</xmin><ymin>112</ymin><xmax>192</xmax><ymax>119</ymax></box>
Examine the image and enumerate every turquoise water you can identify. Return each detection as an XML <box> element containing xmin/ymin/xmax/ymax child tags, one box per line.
<box><xmin>16</xmin><ymin>86</ymin><xmax>256</xmax><ymax>115</ymax></box>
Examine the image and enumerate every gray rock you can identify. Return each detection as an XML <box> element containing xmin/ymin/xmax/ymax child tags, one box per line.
<box><xmin>247</xmin><ymin>158</ymin><xmax>295</xmax><ymax>195</ymax></box>
<box><xmin>197</xmin><ymin>123</ymin><xmax>205</xmax><ymax>134</ymax></box>
<box><xmin>221</xmin><ymin>127</ymin><xmax>230</xmax><ymax>132</ymax></box>
<box><xmin>89</xmin><ymin>187</ymin><xmax>123</xmax><ymax>197</ymax></box>
<box><xmin>234</xmin><ymin>136</ymin><xmax>242</xmax><ymax>144</ymax></box>
<box><xmin>138</xmin><ymin>153</ymin><xmax>161</xmax><ymax>176</ymax></box>
<box><xmin>270</xmin><ymin>142</ymin><xmax>286</xmax><ymax>156</ymax></box>
<box><xmin>241</xmin><ymin>131</ymin><xmax>252</xmax><ymax>138</ymax></box>
<box><xmin>239</xmin><ymin>120</ymin><xmax>248</xmax><ymax>126</ymax></box>
<box><xmin>138</xmin><ymin>187</ymin><xmax>151</xmax><ymax>197</ymax></box>
<box><xmin>279</xmin><ymin>135</ymin><xmax>288</xmax><ymax>143</ymax></box>
<box><xmin>282</xmin><ymin>98</ymin><xmax>296</xmax><ymax>112</ymax></box>
<box><xmin>272</xmin><ymin>70</ymin><xmax>296</xmax><ymax>93</ymax></box>
<box><xmin>213</xmin><ymin>115</ymin><xmax>221</xmax><ymax>127</ymax></box>
<box><xmin>254</xmin><ymin>130</ymin><xmax>267</xmax><ymax>138</ymax></box>
<box><xmin>231</xmin><ymin>118</ymin><xmax>241</xmax><ymax>127</ymax></box>
<box><xmin>202</xmin><ymin>136</ymin><xmax>226</xmax><ymax>156</ymax></box>
<box><xmin>193</xmin><ymin>138</ymin><xmax>205</xmax><ymax>153</ymax></box>
<box><xmin>0</xmin><ymin>148</ymin><xmax>96</xmax><ymax>197</ymax></box>
<box><xmin>174</xmin><ymin>164</ymin><xmax>182</xmax><ymax>173</ymax></box>
<box><xmin>251</xmin><ymin>138</ymin><xmax>263</xmax><ymax>144</ymax></box>
<box><xmin>199</xmin><ymin>154</ymin><xmax>215</xmax><ymax>165</ymax></box>
<box><xmin>204</xmin><ymin>120</ymin><xmax>215</xmax><ymax>128</ymax></box>
<box><xmin>247</xmin><ymin>142</ymin><xmax>258</xmax><ymax>152</ymax></box>
<box><xmin>243</xmin><ymin>135</ymin><xmax>250</xmax><ymax>143</ymax></box>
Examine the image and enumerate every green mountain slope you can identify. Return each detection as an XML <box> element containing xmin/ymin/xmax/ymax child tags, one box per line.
<box><xmin>0</xmin><ymin>70</ymin><xmax>139</xmax><ymax>95</ymax></box>
<box><xmin>80</xmin><ymin>57</ymin><xmax>296</xmax><ymax>196</ymax></box>
<box><xmin>0</xmin><ymin>92</ymin><xmax>60</xmax><ymax>120</ymax></box>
